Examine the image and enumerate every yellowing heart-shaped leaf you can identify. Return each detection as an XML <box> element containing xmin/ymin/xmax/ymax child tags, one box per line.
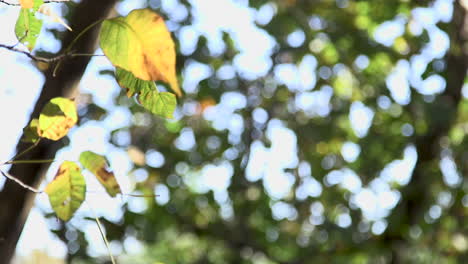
<box><xmin>99</xmin><ymin>8</ymin><xmax>181</xmax><ymax>96</ymax></box>
<box><xmin>79</xmin><ymin>151</ymin><xmax>121</xmax><ymax>197</ymax></box>
<box><xmin>115</xmin><ymin>68</ymin><xmax>176</xmax><ymax>118</ymax></box>
<box><xmin>45</xmin><ymin>161</ymin><xmax>86</xmax><ymax>221</ymax></box>
<box><xmin>38</xmin><ymin>97</ymin><xmax>77</xmax><ymax>141</ymax></box>
<box><xmin>15</xmin><ymin>0</ymin><xmax>44</xmax><ymax>51</ymax></box>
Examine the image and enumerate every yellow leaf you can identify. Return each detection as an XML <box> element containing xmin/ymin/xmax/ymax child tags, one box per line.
<box><xmin>19</xmin><ymin>0</ymin><xmax>33</xmax><ymax>9</ymax></box>
<box><xmin>45</xmin><ymin>161</ymin><xmax>86</xmax><ymax>221</ymax></box>
<box><xmin>79</xmin><ymin>151</ymin><xmax>121</xmax><ymax>197</ymax></box>
<box><xmin>127</xmin><ymin>146</ymin><xmax>146</xmax><ymax>166</ymax></box>
<box><xmin>38</xmin><ymin>97</ymin><xmax>77</xmax><ymax>141</ymax></box>
<box><xmin>99</xmin><ymin>8</ymin><xmax>181</xmax><ymax>96</ymax></box>
<box><xmin>38</xmin><ymin>5</ymin><xmax>72</xmax><ymax>31</ymax></box>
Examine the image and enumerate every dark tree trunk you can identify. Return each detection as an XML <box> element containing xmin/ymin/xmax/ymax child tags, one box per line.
<box><xmin>384</xmin><ymin>0</ymin><xmax>468</xmax><ymax>262</ymax></box>
<box><xmin>0</xmin><ymin>0</ymin><xmax>117</xmax><ymax>263</ymax></box>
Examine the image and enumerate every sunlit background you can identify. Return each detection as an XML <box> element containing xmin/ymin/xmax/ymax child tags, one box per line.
<box><xmin>0</xmin><ymin>0</ymin><xmax>467</xmax><ymax>263</ymax></box>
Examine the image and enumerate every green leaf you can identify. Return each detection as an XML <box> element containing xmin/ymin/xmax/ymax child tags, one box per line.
<box><xmin>15</xmin><ymin>0</ymin><xmax>44</xmax><ymax>51</ymax></box>
<box><xmin>99</xmin><ymin>8</ymin><xmax>181</xmax><ymax>96</ymax></box>
<box><xmin>38</xmin><ymin>97</ymin><xmax>77</xmax><ymax>141</ymax></box>
<box><xmin>116</xmin><ymin>67</ymin><xmax>155</xmax><ymax>97</ymax></box>
<box><xmin>140</xmin><ymin>90</ymin><xmax>176</xmax><ymax>119</ymax></box>
<box><xmin>45</xmin><ymin>161</ymin><xmax>86</xmax><ymax>221</ymax></box>
<box><xmin>22</xmin><ymin>118</ymin><xmax>40</xmax><ymax>143</ymax></box>
<box><xmin>79</xmin><ymin>151</ymin><xmax>121</xmax><ymax>197</ymax></box>
<box><xmin>115</xmin><ymin>68</ymin><xmax>176</xmax><ymax>118</ymax></box>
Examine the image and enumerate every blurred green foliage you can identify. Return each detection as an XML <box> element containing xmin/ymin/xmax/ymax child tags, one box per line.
<box><xmin>47</xmin><ymin>0</ymin><xmax>468</xmax><ymax>263</ymax></box>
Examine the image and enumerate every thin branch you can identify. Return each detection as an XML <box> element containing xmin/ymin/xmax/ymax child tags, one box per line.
<box><xmin>122</xmin><ymin>192</ymin><xmax>159</xmax><ymax>198</ymax></box>
<box><xmin>0</xmin><ymin>0</ymin><xmax>70</xmax><ymax>6</ymax></box>
<box><xmin>0</xmin><ymin>44</ymin><xmax>105</xmax><ymax>65</ymax></box>
<box><xmin>4</xmin><ymin>159</ymin><xmax>56</xmax><ymax>165</ymax></box>
<box><xmin>86</xmin><ymin>189</ymin><xmax>160</xmax><ymax>197</ymax></box>
<box><xmin>44</xmin><ymin>0</ymin><xmax>71</xmax><ymax>3</ymax></box>
<box><xmin>2</xmin><ymin>139</ymin><xmax>41</xmax><ymax>165</ymax></box>
<box><xmin>86</xmin><ymin>202</ymin><xmax>116</xmax><ymax>264</ymax></box>
<box><xmin>70</xmin><ymin>53</ymin><xmax>106</xmax><ymax>57</ymax></box>
<box><xmin>0</xmin><ymin>0</ymin><xmax>19</xmax><ymax>6</ymax></box>
<box><xmin>0</xmin><ymin>17</ymin><xmax>107</xmax><ymax>75</ymax></box>
<box><xmin>0</xmin><ymin>170</ymin><xmax>42</xmax><ymax>193</ymax></box>
<box><xmin>0</xmin><ymin>44</ymin><xmax>67</xmax><ymax>63</ymax></box>
<box><xmin>53</xmin><ymin>17</ymin><xmax>107</xmax><ymax>76</ymax></box>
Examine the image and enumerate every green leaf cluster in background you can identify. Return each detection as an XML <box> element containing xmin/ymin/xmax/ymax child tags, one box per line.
<box><xmin>4</xmin><ymin>0</ymin><xmax>468</xmax><ymax>263</ymax></box>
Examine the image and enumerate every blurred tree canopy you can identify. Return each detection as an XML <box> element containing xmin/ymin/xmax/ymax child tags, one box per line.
<box><xmin>0</xmin><ymin>0</ymin><xmax>467</xmax><ymax>263</ymax></box>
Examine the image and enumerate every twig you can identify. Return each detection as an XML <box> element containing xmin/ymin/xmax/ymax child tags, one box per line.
<box><xmin>0</xmin><ymin>0</ymin><xmax>19</xmax><ymax>5</ymax></box>
<box><xmin>3</xmin><ymin>139</ymin><xmax>41</xmax><ymax>165</ymax></box>
<box><xmin>85</xmin><ymin>190</ymin><xmax>159</xmax><ymax>197</ymax></box>
<box><xmin>86</xmin><ymin>201</ymin><xmax>116</xmax><ymax>264</ymax></box>
<box><xmin>0</xmin><ymin>0</ymin><xmax>70</xmax><ymax>6</ymax></box>
<box><xmin>0</xmin><ymin>44</ymin><xmax>105</xmax><ymax>64</ymax></box>
<box><xmin>122</xmin><ymin>192</ymin><xmax>159</xmax><ymax>198</ymax></box>
<box><xmin>53</xmin><ymin>18</ymin><xmax>106</xmax><ymax>76</ymax></box>
<box><xmin>0</xmin><ymin>170</ymin><xmax>42</xmax><ymax>193</ymax></box>
<box><xmin>0</xmin><ymin>44</ymin><xmax>67</xmax><ymax>63</ymax></box>
<box><xmin>70</xmin><ymin>53</ymin><xmax>106</xmax><ymax>57</ymax></box>
<box><xmin>4</xmin><ymin>159</ymin><xmax>56</xmax><ymax>165</ymax></box>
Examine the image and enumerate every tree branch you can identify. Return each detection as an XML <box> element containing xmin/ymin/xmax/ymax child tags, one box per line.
<box><xmin>0</xmin><ymin>0</ymin><xmax>69</xmax><ymax>6</ymax></box>
<box><xmin>0</xmin><ymin>44</ymin><xmax>105</xmax><ymax>63</ymax></box>
<box><xmin>0</xmin><ymin>43</ymin><xmax>66</xmax><ymax>62</ymax></box>
<box><xmin>382</xmin><ymin>1</ymin><xmax>468</xmax><ymax>261</ymax></box>
<box><xmin>0</xmin><ymin>171</ymin><xmax>42</xmax><ymax>193</ymax></box>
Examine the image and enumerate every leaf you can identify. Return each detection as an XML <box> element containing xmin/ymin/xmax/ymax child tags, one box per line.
<box><xmin>38</xmin><ymin>5</ymin><xmax>72</xmax><ymax>31</ymax></box>
<box><xmin>45</xmin><ymin>161</ymin><xmax>86</xmax><ymax>221</ymax></box>
<box><xmin>99</xmin><ymin>8</ymin><xmax>181</xmax><ymax>96</ymax></box>
<box><xmin>115</xmin><ymin>67</ymin><xmax>155</xmax><ymax>97</ymax></box>
<box><xmin>38</xmin><ymin>97</ymin><xmax>77</xmax><ymax>141</ymax></box>
<box><xmin>15</xmin><ymin>0</ymin><xmax>44</xmax><ymax>51</ymax></box>
<box><xmin>140</xmin><ymin>90</ymin><xmax>176</xmax><ymax>119</ymax></box>
<box><xmin>79</xmin><ymin>151</ymin><xmax>121</xmax><ymax>197</ymax></box>
<box><xmin>19</xmin><ymin>0</ymin><xmax>33</xmax><ymax>8</ymax></box>
<box><xmin>127</xmin><ymin>146</ymin><xmax>145</xmax><ymax>166</ymax></box>
<box><xmin>115</xmin><ymin>67</ymin><xmax>177</xmax><ymax>118</ymax></box>
<box><xmin>22</xmin><ymin>118</ymin><xmax>40</xmax><ymax>143</ymax></box>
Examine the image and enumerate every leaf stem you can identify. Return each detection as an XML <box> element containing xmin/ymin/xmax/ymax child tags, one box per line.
<box><xmin>53</xmin><ymin>18</ymin><xmax>107</xmax><ymax>76</ymax></box>
<box><xmin>4</xmin><ymin>138</ymin><xmax>41</xmax><ymax>165</ymax></box>
<box><xmin>5</xmin><ymin>159</ymin><xmax>56</xmax><ymax>165</ymax></box>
